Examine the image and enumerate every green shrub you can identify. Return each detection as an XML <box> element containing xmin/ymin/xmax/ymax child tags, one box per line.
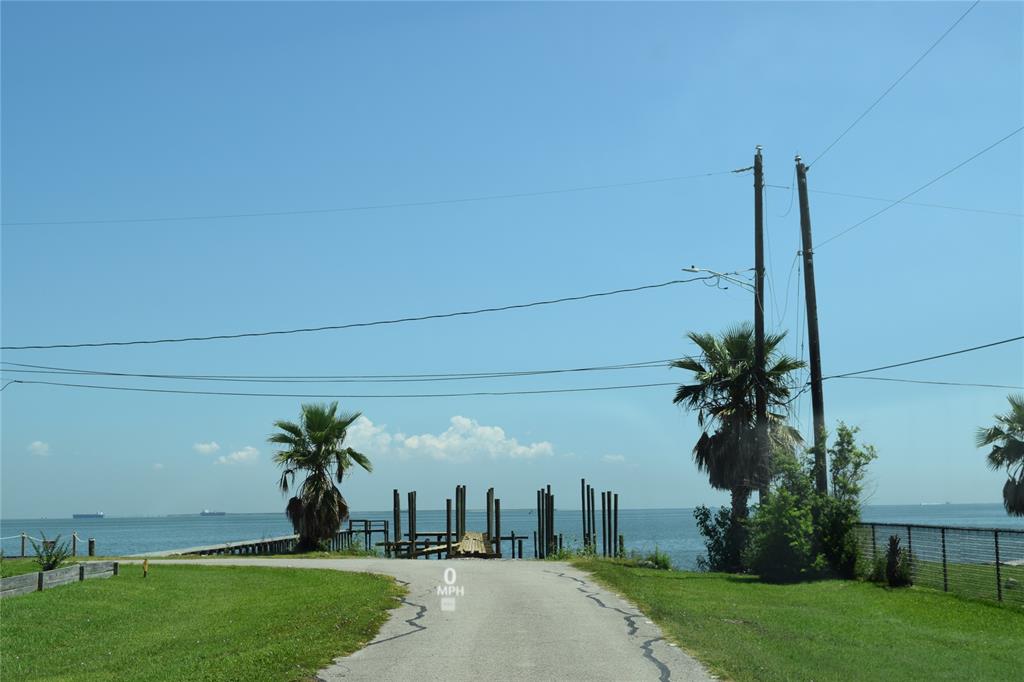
<box><xmin>746</xmin><ymin>423</ymin><xmax>876</xmax><ymax>583</ymax></box>
<box><xmin>645</xmin><ymin>547</ymin><xmax>673</xmax><ymax>570</ymax></box>
<box><xmin>885</xmin><ymin>535</ymin><xmax>912</xmax><ymax>587</ymax></box>
<box><xmin>747</xmin><ymin>458</ymin><xmax>826</xmax><ymax>582</ymax></box>
<box><xmin>866</xmin><ymin>553</ymin><xmax>887</xmax><ymax>583</ymax></box>
<box><xmin>694</xmin><ymin>505</ymin><xmax>745</xmax><ymax>572</ymax></box>
<box><xmin>30</xmin><ymin>532</ymin><xmax>73</xmax><ymax>571</ymax></box>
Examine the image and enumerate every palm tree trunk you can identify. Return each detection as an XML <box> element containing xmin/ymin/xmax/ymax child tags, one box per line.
<box><xmin>730</xmin><ymin>486</ymin><xmax>750</xmax><ymax>521</ymax></box>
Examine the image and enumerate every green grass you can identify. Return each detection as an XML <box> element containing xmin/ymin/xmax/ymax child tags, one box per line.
<box><xmin>1</xmin><ymin>564</ymin><xmax>402</xmax><ymax>681</ymax></box>
<box><xmin>574</xmin><ymin>558</ymin><xmax>1023</xmax><ymax>681</ymax></box>
<box><xmin>1</xmin><ymin>557</ymin><xmax>42</xmax><ymax>578</ymax></box>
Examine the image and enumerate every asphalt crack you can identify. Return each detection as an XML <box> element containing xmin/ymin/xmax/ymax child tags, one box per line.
<box><xmin>545</xmin><ymin>570</ymin><xmax>670</xmax><ymax>679</ymax></box>
<box><xmin>365</xmin><ymin>578</ymin><xmax>427</xmax><ymax>646</ymax></box>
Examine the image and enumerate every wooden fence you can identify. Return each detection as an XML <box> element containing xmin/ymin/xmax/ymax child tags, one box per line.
<box><xmin>1</xmin><ymin>561</ymin><xmax>119</xmax><ymax>599</ymax></box>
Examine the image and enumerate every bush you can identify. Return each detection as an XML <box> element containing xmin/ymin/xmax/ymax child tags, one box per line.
<box><xmin>885</xmin><ymin>535</ymin><xmax>913</xmax><ymax>587</ymax></box>
<box><xmin>694</xmin><ymin>505</ymin><xmax>745</xmax><ymax>572</ymax></box>
<box><xmin>31</xmin><ymin>532</ymin><xmax>73</xmax><ymax>571</ymax></box>
<box><xmin>746</xmin><ymin>423</ymin><xmax>876</xmax><ymax>583</ymax></box>
<box><xmin>747</xmin><ymin>458</ymin><xmax>826</xmax><ymax>582</ymax></box>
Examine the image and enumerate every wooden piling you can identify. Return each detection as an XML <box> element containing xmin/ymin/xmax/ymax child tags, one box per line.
<box><xmin>537</xmin><ymin>489</ymin><xmax>544</xmax><ymax>559</ymax></box>
<box><xmin>446</xmin><ymin>498</ymin><xmax>453</xmax><ymax>557</ymax></box>
<box><xmin>88</xmin><ymin>538</ymin><xmax>96</xmax><ymax>557</ymax></box>
<box><xmin>71</xmin><ymin>532</ymin><xmax>77</xmax><ymax>557</ymax></box>
<box><xmin>580</xmin><ymin>479</ymin><xmax>588</xmax><ymax>547</ymax></box>
<box><xmin>486</xmin><ymin>488</ymin><xmax>494</xmax><ymax>541</ymax></box>
<box><xmin>548</xmin><ymin>492</ymin><xmax>555</xmax><ymax>556</ymax></box>
<box><xmin>494</xmin><ymin>498</ymin><xmax>502</xmax><ymax>558</ymax></box>
<box><xmin>20</xmin><ymin>533</ymin><xmax>26</xmax><ymax>557</ymax></box>
<box><xmin>393</xmin><ymin>489</ymin><xmax>402</xmax><ymax>558</ymax></box>
<box><xmin>588</xmin><ymin>487</ymin><xmax>596</xmax><ymax>552</ymax></box>
<box><xmin>598</xmin><ymin>491</ymin><xmax>606</xmax><ymax>557</ymax></box>
<box><xmin>533</xmin><ymin>530</ymin><xmax>538</xmax><ymax>558</ymax></box>
<box><xmin>407</xmin><ymin>491</ymin><xmax>417</xmax><ymax>558</ymax></box>
<box><xmin>613</xmin><ymin>493</ymin><xmax>619</xmax><ymax>557</ymax></box>
<box><xmin>619</xmin><ymin>534</ymin><xmax>624</xmax><ymax>557</ymax></box>
<box><xmin>518</xmin><ymin>538</ymin><xmax>524</xmax><ymax>560</ymax></box>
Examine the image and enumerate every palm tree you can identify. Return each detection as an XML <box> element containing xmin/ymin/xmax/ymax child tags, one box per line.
<box><xmin>672</xmin><ymin>322</ymin><xmax>805</xmax><ymax>521</ymax></box>
<box><xmin>976</xmin><ymin>394</ymin><xmax>1024</xmax><ymax>517</ymax></box>
<box><xmin>268</xmin><ymin>402</ymin><xmax>372</xmax><ymax>549</ymax></box>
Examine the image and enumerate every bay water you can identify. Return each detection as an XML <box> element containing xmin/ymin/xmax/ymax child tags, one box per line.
<box><xmin>3</xmin><ymin>504</ymin><xmax>1020</xmax><ymax>570</ymax></box>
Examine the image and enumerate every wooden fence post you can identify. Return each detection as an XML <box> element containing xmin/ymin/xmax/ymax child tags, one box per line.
<box><xmin>20</xmin><ymin>533</ymin><xmax>26</xmax><ymax>557</ymax></box>
<box><xmin>88</xmin><ymin>538</ymin><xmax>96</xmax><ymax>556</ymax></box>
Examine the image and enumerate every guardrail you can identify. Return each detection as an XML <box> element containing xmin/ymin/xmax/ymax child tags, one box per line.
<box><xmin>855</xmin><ymin>522</ymin><xmax>1023</xmax><ymax>606</ymax></box>
<box><xmin>0</xmin><ymin>561</ymin><xmax>119</xmax><ymax>599</ymax></box>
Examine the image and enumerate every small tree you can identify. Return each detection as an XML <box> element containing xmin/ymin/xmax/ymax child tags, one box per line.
<box><xmin>269</xmin><ymin>402</ymin><xmax>372</xmax><ymax>550</ymax></box>
<box><xmin>976</xmin><ymin>394</ymin><xmax>1024</xmax><ymax>516</ymax></box>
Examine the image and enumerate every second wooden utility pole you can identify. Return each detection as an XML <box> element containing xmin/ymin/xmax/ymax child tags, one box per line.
<box><xmin>795</xmin><ymin>156</ymin><xmax>828</xmax><ymax>494</ymax></box>
<box><xmin>753</xmin><ymin>146</ymin><xmax>769</xmax><ymax>497</ymax></box>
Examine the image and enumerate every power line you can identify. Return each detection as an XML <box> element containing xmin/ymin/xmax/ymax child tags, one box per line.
<box><xmin>1</xmin><ymin>275</ymin><xmax>726</xmax><ymax>351</ymax></box>
<box><xmin>0</xmin><ymin>170</ymin><xmax>736</xmax><ymax>227</ymax></box>
<box><xmin>0</xmin><ymin>358</ymin><xmax>675</xmax><ymax>384</ymax></box>
<box><xmin>764</xmin><ymin>184</ymin><xmax>1023</xmax><ymax>218</ymax></box>
<box><xmin>815</xmin><ymin>125</ymin><xmax>1024</xmax><ymax>248</ymax></box>
<box><xmin>808</xmin><ymin>0</ymin><xmax>982</xmax><ymax>169</ymax></box>
<box><xmin>824</xmin><ymin>335</ymin><xmax>1024</xmax><ymax>379</ymax></box>
<box><xmin>1</xmin><ymin>379</ymin><xmax>681</xmax><ymax>399</ymax></box>
<box><xmin>835</xmin><ymin>376</ymin><xmax>1023</xmax><ymax>390</ymax></box>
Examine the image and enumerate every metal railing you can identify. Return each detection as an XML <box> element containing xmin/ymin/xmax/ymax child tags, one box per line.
<box><xmin>855</xmin><ymin>522</ymin><xmax>1023</xmax><ymax>607</ymax></box>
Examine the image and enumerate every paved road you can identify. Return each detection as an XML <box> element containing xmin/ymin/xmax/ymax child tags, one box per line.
<box><xmin>146</xmin><ymin>558</ymin><xmax>713</xmax><ymax>682</ymax></box>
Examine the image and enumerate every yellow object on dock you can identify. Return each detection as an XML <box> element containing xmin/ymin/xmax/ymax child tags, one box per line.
<box><xmin>455</xmin><ymin>531</ymin><xmax>493</xmax><ymax>558</ymax></box>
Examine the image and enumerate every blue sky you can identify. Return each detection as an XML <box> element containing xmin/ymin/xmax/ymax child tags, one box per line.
<box><xmin>2</xmin><ymin>2</ymin><xmax>1021</xmax><ymax>518</ymax></box>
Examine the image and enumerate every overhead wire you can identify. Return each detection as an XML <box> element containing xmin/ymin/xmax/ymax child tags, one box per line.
<box><xmin>835</xmin><ymin>376</ymin><xmax>1024</xmax><ymax>390</ymax></box>
<box><xmin>0</xmin><ymin>170</ymin><xmax>737</xmax><ymax>227</ymax></box>
<box><xmin>765</xmin><ymin>184</ymin><xmax>1022</xmax><ymax>218</ymax></box>
<box><xmin>808</xmin><ymin>0</ymin><xmax>982</xmax><ymax>169</ymax></box>
<box><xmin>1</xmin><ymin>275</ymin><xmax>730</xmax><ymax>351</ymax></box>
<box><xmin>0</xmin><ymin>379</ymin><xmax>681</xmax><ymax>399</ymax></box>
<box><xmin>0</xmin><ymin>358</ymin><xmax>678</xmax><ymax>384</ymax></box>
<box><xmin>824</xmin><ymin>335</ymin><xmax>1024</xmax><ymax>379</ymax></box>
<box><xmin>815</xmin><ymin>124</ymin><xmax>1024</xmax><ymax>248</ymax></box>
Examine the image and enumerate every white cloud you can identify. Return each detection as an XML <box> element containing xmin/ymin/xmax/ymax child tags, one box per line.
<box><xmin>28</xmin><ymin>441</ymin><xmax>49</xmax><ymax>457</ymax></box>
<box><xmin>152</xmin><ymin>463</ymin><xmax>164</xmax><ymax>471</ymax></box>
<box><xmin>346</xmin><ymin>415</ymin><xmax>554</xmax><ymax>462</ymax></box>
<box><xmin>193</xmin><ymin>441</ymin><xmax>221</xmax><ymax>454</ymax></box>
<box><xmin>217</xmin><ymin>446</ymin><xmax>259</xmax><ymax>465</ymax></box>
<box><xmin>602</xmin><ymin>454</ymin><xmax>626</xmax><ymax>464</ymax></box>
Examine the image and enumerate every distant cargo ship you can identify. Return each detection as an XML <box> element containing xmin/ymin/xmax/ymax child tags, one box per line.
<box><xmin>200</xmin><ymin>510</ymin><xmax>226</xmax><ymax>516</ymax></box>
<box><xmin>72</xmin><ymin>512</ymin><xmax>104</xmax><ymax>519</ymax></box>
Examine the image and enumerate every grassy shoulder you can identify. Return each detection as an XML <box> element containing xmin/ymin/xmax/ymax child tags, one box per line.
<box><xmin>1</xmin><ymin>563</ymin><xmax>402</xmax><ymax>681</ymax></box>
<box><xmin>573</xmin><ymin>557</ymin><xmax>1023</xmax><ymax>682</ymax></box>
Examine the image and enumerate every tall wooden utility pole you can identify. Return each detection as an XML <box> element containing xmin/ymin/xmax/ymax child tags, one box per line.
<box><xmin>753</xmin><ymin>146</ymin><xmax>768</xmax><ymax>497</ymax></box>
<box><xmin>795</xmin><ymin>156</ymin><xmax>828</xmax><ymax>494</ymax></box>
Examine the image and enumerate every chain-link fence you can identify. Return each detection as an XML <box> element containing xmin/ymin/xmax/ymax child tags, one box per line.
<box><xmin>855</xmin><ymin>523</ymin><xmax>1023</xmax><ymax>607</ymax></box>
